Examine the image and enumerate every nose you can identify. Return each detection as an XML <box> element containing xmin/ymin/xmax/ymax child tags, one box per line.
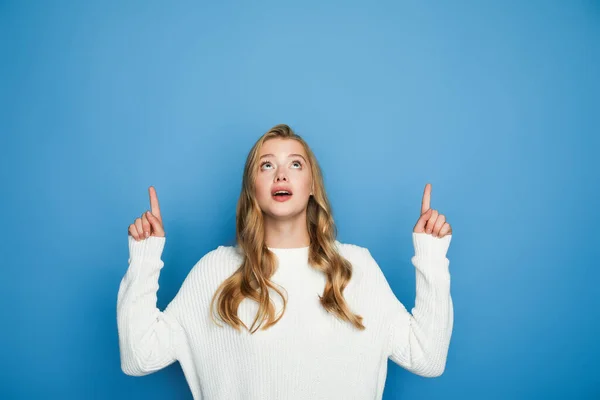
<box><xmin>275</xmin><ymin>171</ymin><xmax>288</xmax><ymax>182</ymax></box>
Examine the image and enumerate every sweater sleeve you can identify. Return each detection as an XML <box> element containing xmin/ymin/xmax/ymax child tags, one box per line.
<box><xmin>117</xmin><ymin>235</ymin><xmax>187</xmax><ymax>376</ymax></box>
<box><xmin>364</xmin><ymin>232</ymin><xmax>453</xmax><ymax>378</ymax></box>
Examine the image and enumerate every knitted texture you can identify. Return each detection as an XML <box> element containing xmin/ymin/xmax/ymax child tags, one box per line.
<box><xmin>117</xmin><ymin>233</ymin><xmax>453</xmax><ymax>399</ymax></box>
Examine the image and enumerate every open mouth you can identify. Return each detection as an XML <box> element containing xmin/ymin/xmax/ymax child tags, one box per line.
<box><xmin>272</xmin><ymin>190</ymin><xmax>293</xmax><ymax>201</ymax></box>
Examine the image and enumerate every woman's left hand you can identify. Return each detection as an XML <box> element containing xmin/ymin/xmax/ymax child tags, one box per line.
<box><xmin>413</xmin><ymin>183</ymin><xmax>452</xmax><ymax>238</ymax></box>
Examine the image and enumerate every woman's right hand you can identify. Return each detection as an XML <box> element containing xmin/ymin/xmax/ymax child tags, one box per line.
<box><xmin>128</xmin><ymin>186</ymin><xmax>166</xmax><ymax>241</ymax></box>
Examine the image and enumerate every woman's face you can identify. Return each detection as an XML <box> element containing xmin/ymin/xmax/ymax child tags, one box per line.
<box><xmin>255</xmin><ymin>138</ymin><xmax>313</xmax><ymax>220</ymax></box>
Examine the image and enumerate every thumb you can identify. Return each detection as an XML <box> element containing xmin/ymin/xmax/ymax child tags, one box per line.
<box><xmin>146</xmin><ymin>211</ymin><xmax>165</xmax><ymax>236</ymax></box>
<box><xmin>413</xmin><ymin>209</ymin><xmax>432</xmax><ymax>233</ymax></box>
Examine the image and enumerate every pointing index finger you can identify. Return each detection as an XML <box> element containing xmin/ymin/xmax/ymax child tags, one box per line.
<box><xmin>149</xmin><ymin>186</ymin><xmax>162</xmax><ymax>220</ymax></box>
<box><xmin>421</xmin><ymin>183</ymin><xmax>431</xmax><ymax>214</ymax></box>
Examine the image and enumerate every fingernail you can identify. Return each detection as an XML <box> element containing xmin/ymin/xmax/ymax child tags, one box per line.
<box><xmin>145</xmin><ymin>231</ymin><xmax>149</xmax><ymax>238</ymax></box>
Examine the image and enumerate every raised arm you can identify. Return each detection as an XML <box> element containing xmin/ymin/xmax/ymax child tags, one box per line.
<box><xmin>364</xmin><ymin>232</ymin><xmax>453</xmax><ymax>377</ymax></box>
<box><xmin>369</xmin><ymin>183</ymin><xmax>454</xmax><ymax>377</ymax></box>
<box><xmin>117</xmin><ymin>186</ymin><xmax>186</xmax><ymax>376</ymax></box>
<box><xmin>117</xmin><ymin>235</ymin><xmax>187</xmax><ymax>376</ymax></box>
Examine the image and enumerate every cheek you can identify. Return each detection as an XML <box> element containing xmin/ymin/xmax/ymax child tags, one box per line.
<box><xmin>300</xmin><ymin>176</ymin><xmax>312</xmax><ymax>194</ymax></box>
<box><xmin>255</xmin><ymin>177</ymin><xmax>270</xmax><ymax>199</ymax></box>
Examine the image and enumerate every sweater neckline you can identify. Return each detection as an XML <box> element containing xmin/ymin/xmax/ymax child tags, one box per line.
<box><xmin>267</xmin><ymin>245</ymin><xmax>310</xmax><ymax>252</ymax></box>
<box><xmin>267</xmin><ymin>245</ymin><xmax>310</xmax><ymax>250</ymax></box>
<box><xmin>267</xmin><ymin>245</ymin><xmax>310</xmax><ymax>260</ymax></box>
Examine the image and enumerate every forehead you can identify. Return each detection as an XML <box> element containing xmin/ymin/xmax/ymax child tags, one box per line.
<box><xmin>259</xmin><ymin>138</ymin><xmax>307</xmax><ymax>157</ymax></box>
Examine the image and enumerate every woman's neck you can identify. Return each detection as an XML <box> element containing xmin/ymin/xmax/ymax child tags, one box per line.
<box><xmin>263</xmin><ymin>213</ymin><xmax>310</xmax><ymax>249</ymax></box>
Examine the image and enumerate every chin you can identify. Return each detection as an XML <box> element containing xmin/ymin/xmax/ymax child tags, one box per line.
<box><xmin>263</xmin><ymin>204</ymin><xmax>307</xmax><ymax>219</ymax></box>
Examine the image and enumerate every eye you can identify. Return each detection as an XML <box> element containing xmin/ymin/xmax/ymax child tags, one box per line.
<box><xmin>260</xmin><ymin>160</ymin><xmax>303</xmax><ymax>170</ymax></box>
<box><xmin>260</xmin><ymin>161</ymin><xmax>272</xmax><ymax>170</ymax></box>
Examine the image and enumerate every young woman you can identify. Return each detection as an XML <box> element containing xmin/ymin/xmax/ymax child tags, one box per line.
<box><xmin>118</xmin><ymin>124</ymin><xmax>453</xmax><ymax>400</ymax></box>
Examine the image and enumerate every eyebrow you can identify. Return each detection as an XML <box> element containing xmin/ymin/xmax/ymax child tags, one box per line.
<box><xmin>259</xmin><ymin>153</ymin><xmax>307</xmax><ymax>163</ymax></box>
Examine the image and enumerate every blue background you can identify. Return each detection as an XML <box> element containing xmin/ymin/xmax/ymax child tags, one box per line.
<box><xmin>1</xmin><ymin>1</ymin><xmax>599</xmax><ymax>399</ymax></box>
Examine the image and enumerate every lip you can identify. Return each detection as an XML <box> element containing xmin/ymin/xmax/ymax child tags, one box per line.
<box><xmin>271</xmin><ymin>186</ymin><xmax>293</xmax><ymax>196</ymax></box>
<box><xmin>272</xmin><ymin>193</ymin><xmax>293</xmax><ymax>202</ymax></box>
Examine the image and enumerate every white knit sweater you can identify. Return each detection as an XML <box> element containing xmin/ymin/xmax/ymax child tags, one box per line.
<box><xmin>117</xmin><ymin>233</ymin><xmax>453</xmax><ymax>399</ymax></box>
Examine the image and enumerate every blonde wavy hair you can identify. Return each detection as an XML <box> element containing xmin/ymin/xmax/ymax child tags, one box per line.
<box><xmin>209</xmin><ymin>124</ymin><xmax>365</xmax><ymax>333</ymax></box>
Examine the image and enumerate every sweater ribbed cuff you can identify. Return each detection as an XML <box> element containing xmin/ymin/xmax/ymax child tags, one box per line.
<box><xmin>128</xmin><ymin>235</ymin><xmax>166</xmax><ymax>261</ymax></box>
<box><xmin>412</xmin><ymin>232</ymin><xmax>452</xmax><ymax>259</ymax></box>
